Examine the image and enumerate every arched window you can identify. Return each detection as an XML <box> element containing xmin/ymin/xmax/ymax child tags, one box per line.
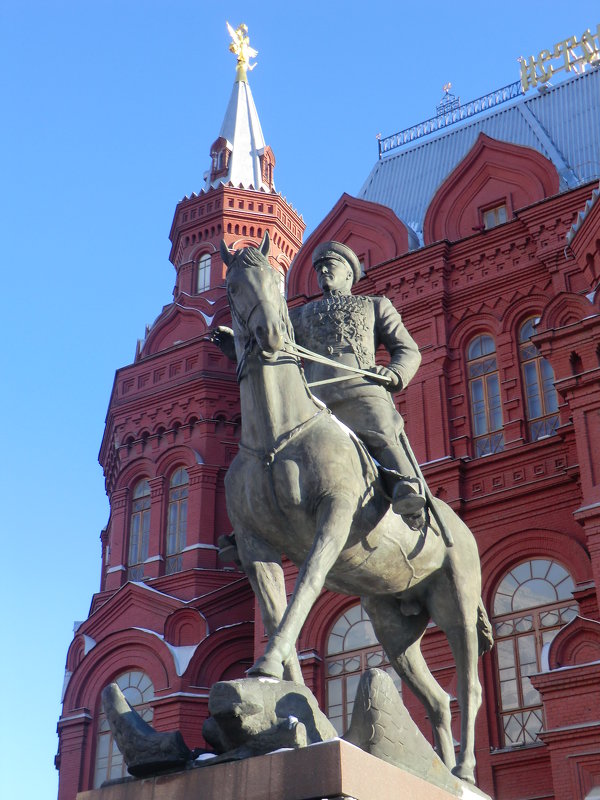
<box><xmin>493</xmin><ymin>559</ymin><xmax>577</xmax><ymax>747</ymax></box>
<box><xmin>128</xmin><ymin>480</ymin><xmax>151</xmax><ymax>581</ymax></box>
<box><xmin>326</xmin><ymin>604</ymin><xmax>401</xmax><ymax>735</ymax></box>
<box><xmin>519</xmin><ymin>318</ymin><xmax>559</xmax><ymax>440</ymax></box>
<box><xmin>467</xmin><ymin>335</ymin><xmax>504</xmax><ymax>457</ymax></box>
<box><xmin>197</xmin><ymin>253</ymin><xmax>211</xmax><ymax>293</ymax></box>
<box><xmin>94</xmin><ymin>671</ymin><xmax>154</xmax><ymax>787</ymax></box>
<box><xmin>166</xmin><ymin>468</ymin><xmax>188</xmax><ymax>574</ymax></box>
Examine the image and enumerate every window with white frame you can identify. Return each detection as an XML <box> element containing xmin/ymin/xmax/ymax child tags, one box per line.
<box><xmin>197</xmin><ymin>253</ymin><xmax>211</xmax><ymax>293</ymax></box>
<box><xmin>493</xmin><ymin>559</ymin><xmax>577</xmax><ymax>747</ymax></box>
<box><xmin>166</xmin><ymin>467</ymin><xmax>188</xmax><ymax>574</ymax></box>
<box><xmin>326</xmin><ymin>603</ymin><xmax>401</xmax><ymax>735</ymax></box>
<box><xmin>519</xmin><ymin>318</ymin><xmax>560</xmax><ymax>441</ymax></box>
<box><xmin>128</xmin><ymin>480</ymin><xmax>151</xmax><ymax>581</ymax></box>
<box><xmin>482</xmin><ymin>203</ymin><xmax>508</xmax><ymax>230</ymax></box>
<box><xmin>94</xmin><ymin>671</ymin><xmax>154</xmax><ymax>787</ymax></box>
<box><xmin>467</xmin><ymin>334</ymin><xmax>504</xmax><ymax>457</ymax></box>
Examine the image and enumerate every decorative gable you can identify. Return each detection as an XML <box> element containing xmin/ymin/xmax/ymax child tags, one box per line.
<box><xmin>548</xmin><ymin>615</ymin><xmax>600</xmax><ymax>669</ymax></box>
<box><xmin>140</xmin><ymin>295</ymin><xmax>230</xmax><ymax>357</ymax></box>
<box><xmin>423</xmin><ymin>133</ymin><xmax>560</xmax><ymax>244</ymax></box>
<box><xmin>538</xmin><ymin>291</ymin><xmax>596</xmax><ymax>331</ymax></box>
<box><xmin>79</xmin><ymin>582</ymin><xmax>185</xmax><ymax>643</ymax></box>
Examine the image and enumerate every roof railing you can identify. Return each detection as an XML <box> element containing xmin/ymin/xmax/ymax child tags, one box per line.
<box><xmin>378</xmin><ymin>80</ymin><xmax>524</xmax><ymax>158</ymax></box>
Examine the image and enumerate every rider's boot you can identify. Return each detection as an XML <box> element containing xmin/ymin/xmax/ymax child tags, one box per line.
<box><xmin>392</xmin><ymin>477</ymin><xmax>426</xmax><ymax>530</ymax></box>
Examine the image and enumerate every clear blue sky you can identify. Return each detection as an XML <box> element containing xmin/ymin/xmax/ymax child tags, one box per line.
<box><xmin>0</xmin><ymin>2</ymin><xmax>597</xmax><ymax>797</ymax></box>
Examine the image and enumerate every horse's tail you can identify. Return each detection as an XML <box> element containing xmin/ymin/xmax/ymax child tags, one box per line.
<box><xmin>477</xmin><ymin>598</ymin><xmax>494</xmax><ymax>655</ymax></box>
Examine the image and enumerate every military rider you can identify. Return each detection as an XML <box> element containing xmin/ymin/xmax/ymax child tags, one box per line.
<box><xmin>213</xmin><ymin>239</ymin><xmax>427</xmax><ymax>530</ymax></box>
<box><xmin>288</xmin><ymin>241</ymin><xmax>425</xmax><ymax>530</ymax></box>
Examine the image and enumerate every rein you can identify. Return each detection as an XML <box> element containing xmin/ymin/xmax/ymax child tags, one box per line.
<box><xmin>238</xmin><ymin>408</ymin><xmax>328</xmax><ymax>467</ymax></box>
<box><xmin>283</xmin><ymin>340</ymin><xmax>393</xmax><ymax>388</ymax></box>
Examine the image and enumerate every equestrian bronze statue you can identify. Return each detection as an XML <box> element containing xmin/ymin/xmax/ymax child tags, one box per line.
<box><xmin>216</xmin><ymin>233</ymin><xmax>492</xmax><ymax>784</ymax></box>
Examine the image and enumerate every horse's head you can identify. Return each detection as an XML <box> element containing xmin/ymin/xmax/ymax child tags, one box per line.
<box><xmin>221</xmin><ymin>232</ymin><xmax>289</xmax><ymax>359</ymax></box>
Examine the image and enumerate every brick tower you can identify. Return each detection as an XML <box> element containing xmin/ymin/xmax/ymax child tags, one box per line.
<box><xmin>56</xmin><ymin>27</ymin><xmax>304</xmax><ymax>799</ymax></box>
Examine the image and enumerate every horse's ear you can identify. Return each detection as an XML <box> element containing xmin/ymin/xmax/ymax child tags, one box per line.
<box><xmin>259</xmin><ymin>230</ymin><xmax>270</xmax><ymax>257</ymax></box>
<box><xmin>220</xmin><ymin>239</ymin><xmax>232</xmax><ymax>268</ymax></box>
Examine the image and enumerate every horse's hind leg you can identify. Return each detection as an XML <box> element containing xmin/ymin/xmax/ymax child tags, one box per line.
<box><xmin>429</xmin><ymin>586</ymin><xmax>482</xmax><ymax>784</ymax></box>
<box><xmin>362</xmin><ymin>595</ymin><xmax>456</xmax><ymax>770</ymax></box>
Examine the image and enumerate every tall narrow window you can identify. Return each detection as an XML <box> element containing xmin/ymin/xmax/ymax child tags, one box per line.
<box><xmin>519</xmin><ymin>318</ymin><xmax>559</xmax><ymax>441</ymax></box>
<box><xmin>326</xmin><ymin>604</ymin><xmax>401</xmax><ymax>735</ymax></box>
<box><xmin>197</xmin><ymin>253</ymin><xmax>211</xmax><ymax>293</ymax></box>
<box><xmin>468</xmin><ymin>335</ymin><xmax>504</xmax><ymax>457</ymax></box>
<box><xmin>493</xmin><ymin>559</ymin><xmax>577</xmax><ymax>747</ymax></box>
<box><xmin>128</xmin><ymin>480</ymin><xmax>151</xmax><ymax>581</ymax></box>
<box><xmin>94</xmin><ymin>671</ymin><xmax>154</xmax><ymax>787</ymax></box>
<box><xmin>166</xmin><ymin>468</ymin><xmax>188</xmax><ymax>574</ymax></box>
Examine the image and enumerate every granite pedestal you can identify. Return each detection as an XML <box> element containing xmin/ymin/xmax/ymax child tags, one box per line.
<box><xmin>78</xmin><ymin>739</ymin><xmax>488</xmax><ymax>800</ymax></box>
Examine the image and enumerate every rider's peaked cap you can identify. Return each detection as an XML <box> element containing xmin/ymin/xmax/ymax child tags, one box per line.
<box><xmin>312</xmin><ymin>241</ymin><xmax>362</xmax><ymax>284</ymax></box>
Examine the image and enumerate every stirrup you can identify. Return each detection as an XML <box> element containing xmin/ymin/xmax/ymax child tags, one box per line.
<box><xmin>402</xmin><ymin>508</ymin><xmax>427</xmax><ymax>531</ymax></box>
<box><xmin>392</xmin><ymin>477</ymin><xmax>425</xmax><ymax>516</ymax></box>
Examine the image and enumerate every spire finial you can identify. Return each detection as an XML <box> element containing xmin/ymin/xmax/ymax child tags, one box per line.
<box><xmin>226</xmin><ymin>22</ymin><xmax>258</xmax><ymax>83</ymax></box>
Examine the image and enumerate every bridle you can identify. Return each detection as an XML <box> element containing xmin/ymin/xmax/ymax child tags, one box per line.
<box><xmin>226</xmin><ymin>275</ymin><xmax>300</xmax><ymax>384</ymax></box>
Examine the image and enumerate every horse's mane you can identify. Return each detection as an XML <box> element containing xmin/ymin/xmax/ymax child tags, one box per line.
<box><xmin>229</xmin><ymin>243</ymin><xmax>271</xmax><ymax>271</ymax></box>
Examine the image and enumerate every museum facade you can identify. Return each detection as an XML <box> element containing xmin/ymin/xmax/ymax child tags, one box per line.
<box><xmin>56</xmin><ymin>52</ymin><xmax>600</xmax><ymax>800</ymax></box>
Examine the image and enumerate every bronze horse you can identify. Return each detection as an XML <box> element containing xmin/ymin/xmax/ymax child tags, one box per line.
<box><xmin>219</xmin><ymin>234</ymin><xmax>492</xmax><ymax>784</ymax></box>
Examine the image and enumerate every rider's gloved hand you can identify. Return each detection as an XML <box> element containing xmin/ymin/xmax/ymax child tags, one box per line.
<box><xmin>369</xmin><ymin>366</ymin><xmax>402</xmax><ymax>390</ymax></box>
<box><xmin>210</xmin><ymin>326</ymin><xmax>237</xmax><ymax>361</ymax></box>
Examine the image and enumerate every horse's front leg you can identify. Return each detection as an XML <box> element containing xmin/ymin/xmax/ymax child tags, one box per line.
<box><xmin>235</xmin><ymin>532</ymin><xmax>303</xmax><ymax>683</ymax></box>
<box><xmin>249</xmin><ymin>496</ymin><xmax>355</xmax><ymax>680</ymax></box>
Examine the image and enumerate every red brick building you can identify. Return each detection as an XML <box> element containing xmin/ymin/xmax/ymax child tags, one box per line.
<box><xmin>57</xmin><ymin>57</ymin><xmax>600</xmax><ymax>800</ymax></box>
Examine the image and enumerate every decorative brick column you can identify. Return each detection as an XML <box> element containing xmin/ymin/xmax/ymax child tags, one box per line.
<box><xmin>56</xmin><ymin>709</ymin><xmax>92</xmax><ymax>800</ymax></box>
<box><xmin>183</xmin><ymin>464</ymin><xmax>220</xmax><ymax>569</ymax></box>
<box><xmin>104</xmin><ymin>489</ymin><xmax>128</xmax><ymax>592</ymax></box>
<box><xmin>144</xmin><ymin>477</ymin><xmax>166</xmax><ymax>579</ymax></box>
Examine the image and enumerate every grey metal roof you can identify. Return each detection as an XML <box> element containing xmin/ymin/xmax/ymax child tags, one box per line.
<box><xmin>358</xmin><ymin>69</ymin><xmax>600</xmax><ymax>242</ymax></box>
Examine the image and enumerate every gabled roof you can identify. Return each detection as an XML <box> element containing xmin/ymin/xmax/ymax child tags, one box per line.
<box><xmin>359</xmin><ymin>69</ymin><xmax>600</xmax><ymax>242</ymax></box>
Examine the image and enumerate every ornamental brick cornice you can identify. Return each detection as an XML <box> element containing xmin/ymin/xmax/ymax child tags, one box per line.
<box><xmin>146</xmin><ymin>567</ymin><xmax>245</xmax><ymax>601</ymax></box>
<box><xmin>111</xmin><ymin>487</ymin><xmax>129</xmax><ymax>509</ymax></box>
<box><xmin>516</xmin><ymin>181</ymin><xmax>596</xmax><ymax>228</ymax></box>
<box><xmin>169</xmin><ymin>185</ymin><xmax>303</xmax><ymax>260</ymax></box>
<box><xmin>148</xmin><ymin>476</ymin><xmax>165</xmax><ymax>498</ymax></box>
<box><xmin>537</xmin><ymin>720</ymin><xmax>600</xmax><ymax>746</ymax></box>
<box><xmin>532</xmin><ymin>661</ymin><xmax>600</xmax><ymax>693</ymax></box>
<box><xmin>57</xmin><ymin>709</ymin><xmax>92</xmax><ymax>731</ymax></box>
<box><xmin>451</xmin><ymin>432</ymin><xmax>578</xmax><ymax>509</ymax></box>
<box><xmin>489</xmin><ymin>741</ymin><xmax>547</xmax><ymax>765</ymax></box>
<box><xmin>188</xmin><ymin>463</ymin><xmax>220</xmax><ymax>487</ymax></box>
<box><xmin>574</xmin><ymin>502</ymin><xmax>600</xmax><ymax>527</ymax></box>
<box><xmin>382</xmin><ymin>241</ymin><xmax>450</xmax><ymax>273</ymax></box>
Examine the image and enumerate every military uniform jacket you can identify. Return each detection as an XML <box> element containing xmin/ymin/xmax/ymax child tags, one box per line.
<box><xmin>289</xmin><ymin>293</ymin><xmax>421</xmax><ymax>407</ymax></box>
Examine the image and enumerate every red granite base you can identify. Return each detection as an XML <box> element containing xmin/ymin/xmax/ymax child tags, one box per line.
<box><xmin>78</xmin><ymin>739</ymin><xmax>489</xmax><ymax>799</ymax></box>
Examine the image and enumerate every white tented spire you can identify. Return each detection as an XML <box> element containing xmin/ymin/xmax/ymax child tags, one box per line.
<box><xmin>206</xmin><ymin>23</ymin><xmax>274</xmax><ymax>192</ymax></box>
<box><xmin>207</xmin><ymin>77</ymin><xmax>271</xmax><ymax>191</ymax></box>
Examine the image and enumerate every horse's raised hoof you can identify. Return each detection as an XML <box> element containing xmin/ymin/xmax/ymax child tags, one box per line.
<box><xmin>247</xmin><ymin>655</ymin><xmax>284</xmax><ymax>681</ymax></box>
<box><xmin>451</xmin><ymin>764</ymin><xmax>476</xmax><ymax>784</ymax></box>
